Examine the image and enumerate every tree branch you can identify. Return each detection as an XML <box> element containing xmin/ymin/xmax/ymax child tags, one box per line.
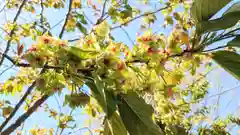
<box><xmin>111</xmin><ymin>6</ymin><xmax>170</xmax><ymax>30</ymax></box>
<box><xmin>2</xmin><ymin>53</ymin><xmax>94</xmax><ymax>76</ymax></box>
<box><xmin>1</xmin><ymin>95</ymin><xmax>49</xmax><ymax>135</ymax></box>
<box><xmin>95</xmin><ymin>0</ymin><xmax>108</xmax><ymax>25</ymax></box>
<box><xmin>0</xmin><ymin>1</ymin><xmax>74</xmax><ymax>134</ymax></box>
<box><xmin>0</xmin><ymin>0</ymin><xmax>27</xmax><ymax>67</ymax></box>
<box><xmin>101</xmin><ymin>0</ymin><xmax>108</xmax><ymax>19</ymax></box>
<box><xmin>68</xmin><ymin>0</ymin><xmax>109</xmax><ymax>42</ymax></box>
<box><xmin>0</xmin><ymin>82</ymin><xmax>36</xmax><ymax>132</ymax></box>
<box><xmin>125</xmin><ymin>48</ymin><xmax>196</xmax><ymax>65</ymax></box>
<box><xmin>0</xmin><ymin>67</ymin><xmax>46</xmax><ymax>132</ymax></box>
<box><xmin>40</xmin><ymin>0</ymin><xmax>47</xmax><ymax>33</ymax></box>
<box><xmin>59</xmin><ymin>0</ymin><xmax>73</xmax><ymax>38</ymax></box>
<box><xmin>0</xmin><ymin>1</ymin><xmax>93</xmax><ymax>131</ymax></box>
<box><xmin>40</xmin><ymin>0</ymin><xmax>44</xmax><ymax>25</ymax></box>
<box><xmin>68</xmin><ymin>38</ymin><xmax>80</xmax><ymax>42</ymax></box>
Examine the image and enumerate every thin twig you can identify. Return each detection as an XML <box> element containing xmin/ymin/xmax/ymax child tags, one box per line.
<box><xmin>0</xmin><ymin>3</ymin><xmax>6</xmax><ymax>13</ymax></box>
<box><xmin>225</xmin><ymin>97</ymin><xmax>234</xmax><ymax>109</ymax></box>
<box><xmin>111</xmin><ymin>6</ymin><xmax>170</xmax><ymax>30</ymax></box>
<box><xmin>95</xmin><ymin>0</ymin><xmax>108</xmax><ymax>25</ymax></box>
<box><xmin>40</xmin><ymin>0</ymin><xmax>47</xmax><ymax>33</ymax></box>
<box><xmin>59</xmin><ymin>110</ymin><xmax>74</xmax><ymax>135</ymax></box>
<box><xmin>64</xmin><ymin>127</ymin><xmax>93</xmax><ymax>135</ymax></box>
<box><xmin>159</xmin><ymin>75</ymin><xmax>167</xmax><ymax>84</ymax></box>
<box><xmin>67</xmin><ymin>0</ymin><xmax>109</xmax><ymax>42</ymax></box>
<box><xmin>177</xmin><ymin>69</ymin><xmax>214</xmax><ymax>107</ymax></box>
<box><xmin>68</xmin><ymin>38</ymin><xmax>80</xmax><ymax>42</ymax></box>
<box><xmin>0</xmin><ymin>64</ymin><xmax>13</xmax><ymax>76</ymax></box>
<box><xmin>40</xmin><ymin>0</ymin><xmax>44</xmax><ymax>26</ymax></box>
<box><xmin>1</xmin><ymin>52</ymin><xmax>92</xmax><ymax>73</ymax></box>
<box><xmin>0</xmin><ymin>0</ymin><xmax>27</xmax><ymax>67</ymax></box>
<box><xmin>53</xmin><ymin>94</ymin><xmax>62</xmax><ymax>135</ymax></box>
<box><xmin>101</xmin><ymin>0</ymin><xmax>108</xmax><ymax>20</ymax></box>
<box><xmin>121</xmin><ymin>27</ymin><xmax>134</xmax><ymax>45</ymax></box>
<box><xmin>50</xmin><ymin>19</ymin><xmax>64</xmax><ymax>31</ymax></box>
<box><xmin>54</xmin><ymin>94</ymin><xmax>62</xmax><ymax>115</ymax></box>
<box><xmin>207</xmin><ymin>84</ymin><xmax>240</xmax><ymax>99</ymax></box>
<box><xmin>69</xmin><ymin>0</ymin><xmax>109</xmax><ymax>42</ymax></box>
<box><xmin>83</xmin><ymin>12</ymin><xmax>94</xmax><ymax>25</ymax></box>
<box><xmin>215</xmin><ymin>82</ymin><xmax>221</xmax><ymax>118</ymax></box>
<box><xmin>59</xmin><ymin>0</ymin><xmax>73</xmax><ymax>38</ymax></box>
<box><xmin>202</xmin><ymin>45</ymin><xmax>228</xmax><ymax>52</ymax></box>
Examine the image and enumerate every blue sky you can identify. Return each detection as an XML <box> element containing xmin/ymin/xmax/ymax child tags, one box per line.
<box><xmin>0</xmin><ymin>0</ymin><xmax>240</xmax><ymax>134</ymax></box>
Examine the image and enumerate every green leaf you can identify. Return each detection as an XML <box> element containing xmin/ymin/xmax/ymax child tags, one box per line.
<box><xmin>86</xmin><ymin>79</ymin><xmax>106</xmax><ymax>110</ymax></box>
<box><xmin>76</xmin><ymin>22</ymin><xmax>87</xmax><ymax>35</ymax></box>
<box><xmin>212</xmin><ymin>51</ymin><xmax>240</xmax><ymax>80</ymax></box>
<box><xmin>196</xmin><ymin>2</ymin><xmax>240</xmax><ymax>34</ymax></box>
<box><xmin>68</xmin><ymin>46</ymin><xmax>99</xmax><ymax>60</ymax></box>
<box><xmin>78</xmin><ymin>14</ymin><xmax>88</xmax><ymax>24</ymax></box>
<box><xmin>118</xmin><ymin>91</ymin><xmax>163</xmax><ymax>135</ymax></box>
<box><xmin>105</xmin><ymin>90</ymin><xmax>117</xmax><ymax>118</ymax></box>
<box><xmin>86</xmin><ymin>75</ymin><xmax>117</xmax><ymax>118</ymax></box>
<box><xmin>104</xmin><ymin>112</ymin><xmax>128</xmax><ymax>135</ymax></box>
<box><xmin>177</xmin><ymin>126</ymin><xmax>189</xmax><ymax>135</ymax></box>
<box><xmin>196</xmin><ymin>12</ymin><xmax>240</xmax><ymax>34</ymax></box>
<box><xmin>94</xmin><ymin>75</ymin><xmax>117</xmax><ymax>117</ymax></box>
<box><xmin>227</xmin><ymin>36</ymin><xmax>240</xmax><ymax>47</ymax></box>
<box><xmin>190</xmin><ymin>0</ymin><xmax>230</xmax><ymax>22</ymax></box>
<box><xmin>223</xmin><ymin>2</ymin><xmax>240</xmax><ymax>15</ymax></box>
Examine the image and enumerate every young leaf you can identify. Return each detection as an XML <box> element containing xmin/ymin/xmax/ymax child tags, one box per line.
<box><xmin>17</xmin><ymin>42</ymin><xmax>24</xmax><ymax>56</ymax></box>
<box><xmin>2</xmin><ymin>106</ymin><xmax>14</xmax><ymax>118</ymax></box>
<box><xmin>118</xmin><ymin>91</ymin><xmax>163</xmax><ymax>135</ymax></box>
<box><xmin>190</xmin><ymin>0</ymin><xmax>230</xmax><ymax>23</ymax></box>
<box><xmin>212</xmin><ymin>51</ymin><xmax>240</xmax><ymax>80</ymax></box>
